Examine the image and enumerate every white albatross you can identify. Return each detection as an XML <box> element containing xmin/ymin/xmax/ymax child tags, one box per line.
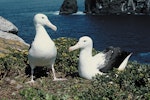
<box><xmin>27</xmin><ymin>13</ymin><xmax>66</xmax><ymax>83</ymax></box>
<box><xmin>69</xmin><ymin>36</ymin><xmax>132</xmax><ymax>80</ymax></box>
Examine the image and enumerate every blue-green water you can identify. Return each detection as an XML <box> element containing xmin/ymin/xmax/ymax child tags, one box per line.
<box><xmin>0</xmin><ymin>0</ymin><xmax>150</xmax><ymax>63</ymax></box>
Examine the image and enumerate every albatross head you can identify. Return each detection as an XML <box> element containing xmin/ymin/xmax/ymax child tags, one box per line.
<box><xmin>34</xmin><ymin>13</ymin><xmax>57</xmax><ymax>31</ymax></box>
<box><xmin>69</xmin><ymin>36</ymin><xmax>93</xmax><ymax>52</ymax></box>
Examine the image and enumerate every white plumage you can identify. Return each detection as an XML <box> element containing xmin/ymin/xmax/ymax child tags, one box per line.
<box><xmin>69</xmin><ymin>36</ymin><xmax>132</xmax><ymax>79</ymax></box>
<box><xmin>27</xmin><ymin>13</ymin><xmax>66</xmax><ymax>83</ymax></box>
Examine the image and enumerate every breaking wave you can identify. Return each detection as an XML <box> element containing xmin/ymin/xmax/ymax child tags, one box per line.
<box><xmin>46</xmin><ymin>11</ymin><xmax>85</xmax><ymax>15</ymax></box>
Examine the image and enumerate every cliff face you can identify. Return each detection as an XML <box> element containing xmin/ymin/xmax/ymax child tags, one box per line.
<box><xmin>84</xmin><ymin>0</ymin><xmax>150</xmax><ymax>15</ymax></box>
<box><xmin>60</xmin><ymin>0</ymin><xmax>150</xmax><ymax>15</ymax></box>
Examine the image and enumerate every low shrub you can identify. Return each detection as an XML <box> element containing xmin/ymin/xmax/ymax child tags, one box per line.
<box><xmin>54</xmin><ymin>37</ymin><xmax>79</xmax><ymax>76</ymax></box>
<box><xmin>0</xmin><ymin>37</ymin><xmax>149</xmax><ymax>100</ymax></box>
<box><xmin>0</xmin><ymin>49</ymin><xmax>28</xmax><ymax>80</ymax></box>
<box><xmin>20</xmin><ymin>87</ymin><xmax>58</xmax><ymax>100</ymax></box>
<box><xmin>79</xmin><ymin>62</ymin><xmax>150</xmax><ymax>100</ymax></box>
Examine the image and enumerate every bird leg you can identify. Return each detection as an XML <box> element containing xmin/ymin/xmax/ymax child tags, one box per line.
<box><xmin>51</xmin><ymin>64</ymin><xmax>67</xmax><ymax>81</ymax></box>
<box><xmin>26</xmin><ymin>65</ymin><xmax>35</xmax><ymax>84</ymax></box>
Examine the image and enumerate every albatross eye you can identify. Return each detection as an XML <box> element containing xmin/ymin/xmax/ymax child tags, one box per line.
<box><xmin>83</xmin><ymin>40</ymin><xmax>86</xmax><ymax>42</ymax></box>
<box><xmin>42</xmin><ymin>17</ymin><xmax>44</xmax><ymax>19</ymax></box>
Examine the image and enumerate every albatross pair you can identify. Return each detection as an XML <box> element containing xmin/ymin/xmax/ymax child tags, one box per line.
<box><xmin>28</xmin><ymin>13</ymin><xmax>132</xmax><ymax>83</ymax></box>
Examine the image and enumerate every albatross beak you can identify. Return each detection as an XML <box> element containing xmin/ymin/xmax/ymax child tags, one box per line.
<box><xmin>69</xmin><ymin>43</ymin><xmax>80</xmax><ymax>52</ymax></box>
<box><xmin>46</xmin><ymin>21</ymin><xmax>57</xmax><ymax>31</ymax></box>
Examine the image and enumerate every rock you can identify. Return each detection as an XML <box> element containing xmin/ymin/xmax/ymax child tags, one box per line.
<box><xmin>5</xmin><ymin>77</ymin><xmax>11</xmax><ymax>82</ymax></box>
<box><xmin>0</xmin><ymin>31</ymin><xmax>29</xmax><ymax>46</ymax></box>
<box><xmin>16</xmin><ymin>84</ymin><xmax>23</xmax><ymax>90</ymax></box>
<box><xmin>0</xmin><ymin>17</ymin><xmax>29</xmax><ymax>57</ymax></box>
<box><xmin>107</xmin><ymin>0</ymin><xmax>124</xmax><ymax>14</ymax></box>
<box><xmin>0</xmin><ymin>31</ymin><xmax>29</xmax><ymax>57</ymax></box>
<box><xmin>135</xmin><ymin>0</ymin><xmax>150</xmax><ymax>14</ymax></box>
<box><xmin>11</xmin><ymin>92</ymin><xmax>16</xmax><ymax>96</ymax></box>
<box><xmin>0</xmin><ymin>16</ymin><xmax>18</xmax><ymax>34</ymax></box>
<box><xmin>84</xmin><ymin>0</ymin><xmax>98</xmax><ymax>14</ymax></box>
<box><xmin>84</xmin><ymin>0</ymin><xmax>150</xmax><ymax>15</ymax></box>
<box><xmin>84</xmin><ymin>0</ymin><xmax>125</xmax><ymax>15</ymax></box>
<box><xmin>59</xmin><ymin>0</ymin><xmax>78</xmax><ymax>15</ymax></box>
<box><xmin>10</xmin><ymin>79</ymin><xmax>16</xmax><ymax>85</ymax></box>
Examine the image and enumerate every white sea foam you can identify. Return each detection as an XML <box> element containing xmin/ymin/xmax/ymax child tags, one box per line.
<box><xmin>46</xmin><ymin>11</ymin><xmax>60</xmax><ymax>15</ymax></box>
<box><xmin>46</xmin><ymin>11</ymin><xmax>85</xmax><ymax>15</ymax></box>
<box><xmin>72</xmin><ymin>11</ymin><xmax>86</xmax><ymax>15</ymax></box>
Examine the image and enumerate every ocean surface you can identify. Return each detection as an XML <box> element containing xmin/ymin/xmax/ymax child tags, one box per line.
<box><xmin>0</xmin><ymin>0</ymin><xmax>150</xmax><ymax>64</ymax></box>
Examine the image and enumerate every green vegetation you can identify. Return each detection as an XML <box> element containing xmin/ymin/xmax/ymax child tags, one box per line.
<box><xmin>80</xmin><ymin>62</ymin><xmax>150</xmax><ymax>100</ymax></box>
<box><xmin>0</xmin><ymin>37</ymin><xmax>149</xmax><ymax>100</ymax></box>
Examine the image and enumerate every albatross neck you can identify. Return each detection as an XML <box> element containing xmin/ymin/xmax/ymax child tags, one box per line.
<box><xmin>34</xmin><ymin>24</ymin><xmax>53</xmax><ymax>41</ymax></box>
<box><xmin>80</xmin><ymin>46</ymin><xmax>93</xmax><ymax>59</ymax></box>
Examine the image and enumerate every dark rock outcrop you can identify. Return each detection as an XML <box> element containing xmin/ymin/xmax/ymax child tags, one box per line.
<box><xmin>84</xmin><ymin>0</ymin><xmax>101</xmax><ymax>14</ymax></box>
<box><xmin>0</xmin><ymin>16</ymin><xmax>18</xmax><ymax>34</ymax></box>
<box><xmin>84</xmin><ymin>0</ymin><xmax>150</xmax><ymax>15</ymax></box>
<box><xmin>59</xmin><ymin>0</ymin><xmax>78</xmax><ymax>15</ymax></box>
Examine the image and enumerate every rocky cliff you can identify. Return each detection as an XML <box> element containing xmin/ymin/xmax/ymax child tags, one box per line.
<box><xmin>59</xmin><ymin>0</ymin><xmax>78</xmax><ymax>15</ymax></box>
<box><xmin>84</xmin><ymin>0</ymin><xmax>150</xmax><ymax>15</ymax></box>
<box><xmin>60</xmin><ymin>0</ymin><xmax>150</xmax><ymax>15</ymax></box>
<box><xmin>0</xmin><ymin>16</ymin><xmax>29</xmax><ymax>57</ymax></box>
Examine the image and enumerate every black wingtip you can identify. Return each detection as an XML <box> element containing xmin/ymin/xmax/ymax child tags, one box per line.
<box><xmin>99</xmin><ymin>46</ymin><xmax>131</xmax><ymax>73</ymax></box>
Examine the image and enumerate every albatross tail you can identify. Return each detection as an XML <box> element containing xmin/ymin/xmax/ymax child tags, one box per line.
<box><xmin>118</xmin><ymin>53</ymin><xmax>132</xmax><ymax>71</ymax></box>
